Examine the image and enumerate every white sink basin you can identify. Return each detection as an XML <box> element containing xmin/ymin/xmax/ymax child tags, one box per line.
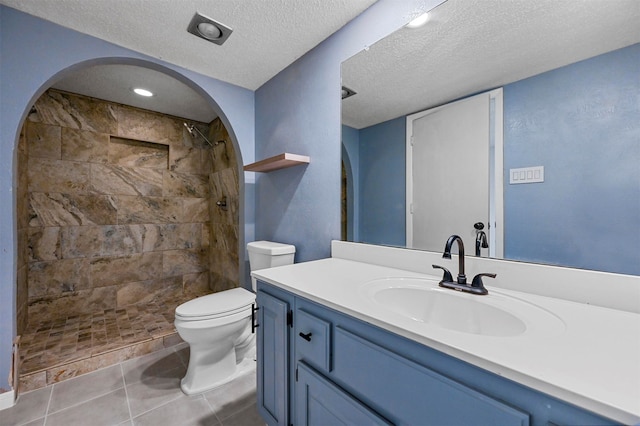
<box><xmin>362</xmin><ymin>278</ymin><xmax>565</xmax><ymax>337</ymax></box>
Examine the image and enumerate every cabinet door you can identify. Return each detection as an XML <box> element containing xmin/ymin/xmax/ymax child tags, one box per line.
<box><xmin>295</xmin><ymin>362</ymin><xmax>392</xmax><ymax>426</ymax></box>
<box><xmin>257</xmin><ymin>290</ymin><xmax>290</xmax><ymax>426</ymax></box>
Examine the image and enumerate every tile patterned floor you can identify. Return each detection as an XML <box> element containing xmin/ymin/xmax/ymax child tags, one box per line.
<box><xmin>2</xmin><ymin>344</ymin><xmax>263</xmax><ymax>426</ymax></box>
<box><xmin>20</xmin><ymin>300</ymin><xmax>186</xmax><ymax>375</ymax></box>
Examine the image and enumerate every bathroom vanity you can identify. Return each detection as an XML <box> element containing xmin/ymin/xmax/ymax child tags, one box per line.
<box><xmin>253</xmin><ymin>241</ymin><xmax>640</xmax><ymax>426</ymax></box>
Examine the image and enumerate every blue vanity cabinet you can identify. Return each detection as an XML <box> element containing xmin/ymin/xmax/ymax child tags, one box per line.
<box><xmin>293</xmin><ymin>306</ymin><xmax>392</xmax><ymax>425</ymax></box>
<box><xmin>256</xmin><ymin>285</ymin><xmax>295</xmax><ymax>426</ymax></box>
<box><xmin>257</xmin><ymin>281</ymin><xmax>616</xmax><ymax>426</ymax></box>
<box><xmin>293</xmin><ymin>297</ymin><xmax>529</xmax><ymax>426</ymax></box>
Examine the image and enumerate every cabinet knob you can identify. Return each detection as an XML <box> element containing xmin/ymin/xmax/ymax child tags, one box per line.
<box><xmin>299</xmin><ymin>332</ymin><xmax>313</xmax><ymax>342</ymax></box>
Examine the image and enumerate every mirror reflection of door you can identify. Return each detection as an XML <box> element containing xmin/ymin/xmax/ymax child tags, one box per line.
<box><xmin>407</xmin><ymin>90</ymin><xmax>502</xmax><ymax>255</ymax></box>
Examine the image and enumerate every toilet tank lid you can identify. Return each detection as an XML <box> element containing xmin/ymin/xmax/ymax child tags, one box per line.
<box><xmin>247</xmin><ymin>241</ymin><xmax>296</xmax><ymax>255</ymax></box>
<box><xmin>175</xmin><ymin>288</ymin><xmax>255</xmax><ymax>318</ymax></box>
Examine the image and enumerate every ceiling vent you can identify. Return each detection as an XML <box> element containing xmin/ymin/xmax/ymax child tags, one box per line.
<box><xmin>341</xmin><ymin>86</ymin><xmax>357</xmax><ymax>100</ymax></box>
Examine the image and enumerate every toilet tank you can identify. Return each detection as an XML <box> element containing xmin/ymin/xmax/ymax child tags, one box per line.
<box><xmin>247</xmin><ymin>241</ymin><xmax>296</xmax><ymax>271</ymax></box>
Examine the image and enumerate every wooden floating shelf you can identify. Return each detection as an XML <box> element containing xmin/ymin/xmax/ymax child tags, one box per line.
<box><xmin>244</xmin><ymin>153</ymin><xmax>310</xmax><ymax>173</ymax></box>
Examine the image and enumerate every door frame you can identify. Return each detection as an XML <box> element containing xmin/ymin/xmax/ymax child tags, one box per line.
<box><xmin>405</xmin><ymin>88</ymin><xmax>503</xmax><ymax>257</ymax></box>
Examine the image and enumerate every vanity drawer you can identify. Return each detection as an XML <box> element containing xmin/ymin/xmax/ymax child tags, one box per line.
<box><xmin>295</xmin><ymin>308</ymin><xmax>331</xmax><ymax>372</ymax></box>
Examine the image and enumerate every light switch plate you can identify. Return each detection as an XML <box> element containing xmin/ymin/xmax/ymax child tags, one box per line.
<box><xmin>510</xmin><ymin>166</ymin><xmax>544</xmax><ymax>184</ymax></box>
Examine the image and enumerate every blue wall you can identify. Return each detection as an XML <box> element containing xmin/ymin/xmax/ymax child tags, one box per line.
<box><xmin>0</xmin><ymin>5</ymin><xmax>255</xmax><ymax>393</ymax></box>
<box><xmin>253</xmin><ymin>0</ymin><xmax>443</xmax><ymax>262</ymax></box>
<box><xmin>359</xmin><ymin>117</ymin><xmax>406</xmax><ymax>246</ymax></box>
<box><xmin>503</xmin><ymin>44</ymin><xmax>640</xmax><ymax>275</ymax></box>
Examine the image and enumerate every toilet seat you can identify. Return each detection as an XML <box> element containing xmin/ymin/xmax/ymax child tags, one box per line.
<box><xmin>175</xmin><ymin>288</ymin><xmax>255</xmax><ymax>322</ymax></box>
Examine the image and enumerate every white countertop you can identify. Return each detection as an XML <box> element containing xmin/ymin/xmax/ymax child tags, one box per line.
<box><xmin>253</xmin><ymin>257</ymin><xmax>640</xmax><ymax>424</ymax></box>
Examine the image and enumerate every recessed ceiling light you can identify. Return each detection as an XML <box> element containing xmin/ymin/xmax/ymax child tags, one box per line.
<box><xmin>133</xmin><ymin>88</ymin><xmax>153</xmax><ymax>97</ymax></box>
<box><xmin>197</xmin><ymin>22</ymin><xmax>222</xmax><ymax>40</ymax></box>
<box><xmin>187</xmin><ymin>12</ymin><xmax>233</xmax><ymax>46</ymax></box>
<box><xmin>406</xmin><ymin>12</ymin><xmax>430</xmax><ymax>29</ymax></box>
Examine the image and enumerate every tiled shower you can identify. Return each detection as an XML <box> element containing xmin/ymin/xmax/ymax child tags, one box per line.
<box><xmin>15</xmin><ymin>89</ymin><xmax>240</xmax><ymax>392</ymax></box>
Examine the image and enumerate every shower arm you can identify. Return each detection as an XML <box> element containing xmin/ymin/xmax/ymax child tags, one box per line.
<box><xmin>183</xmin><ymin>123</ymin><xmax>224</xmax><ymax>148</ymax></box>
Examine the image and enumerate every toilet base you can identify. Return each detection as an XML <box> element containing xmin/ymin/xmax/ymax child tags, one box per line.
<box><xmin>180</xmin><ymin>356</ymin><xmax>256</xmax><ymax>395</ymax></box>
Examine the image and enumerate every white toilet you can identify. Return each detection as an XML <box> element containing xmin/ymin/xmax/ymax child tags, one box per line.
<box><xmin>174</xmin><ymin>240</ymin><xmax>295</xmax><ymax>395</ymax></box>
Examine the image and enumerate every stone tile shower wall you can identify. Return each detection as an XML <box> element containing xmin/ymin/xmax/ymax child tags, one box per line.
<box><xmin>19</xmin><ymin>89</ymin><xmax>239</xmax><ymax>323</ymax></box>
<box><xmin>208</xmin><ymin>119</ymin><xmax>240</xmax><ymax>293</ymax></box>
<box><xmin>16</xmin><ymin>128</ymin><xmax>29</xmax><ymax>335</ymax></box>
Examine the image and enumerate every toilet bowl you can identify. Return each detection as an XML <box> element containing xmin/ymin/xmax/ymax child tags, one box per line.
<box><xmin>174</xmin><ymin>288</ymin><xmax>256</xmax><ymax>395</ymax></box>
<box><xmin>174</xmin><ymin>240</ymin><xmax>295</xmax><ymax>395</ymax></box>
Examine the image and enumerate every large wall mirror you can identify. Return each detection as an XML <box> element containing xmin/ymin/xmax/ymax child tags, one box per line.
<box><xmin>341</xmin><ymin>0</ymin><xmax>639</xmax><ymax>275</ymax></box>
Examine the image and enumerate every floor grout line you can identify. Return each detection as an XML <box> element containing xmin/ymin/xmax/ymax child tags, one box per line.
<box><xmin>41</xmin><ymin>381</ymin><xmax>54</xmax><ymax>426</ymax></box>
<box><xmin>128</xmin><ymin>391</ymin><xmax>187</xmax><ymax>422</ymax></box>
<box><xmin>201</xmin><ymin>392</ymin><xmax>224</xmax><ymax>426</ymax></box>
<box><xmin>42</xmin><ymin>387</ymin><xmax>126</xmax><ymax>420</ymax></box>
<box><xmin>120</xmin><ymin>363</ymin><xmax>134</xmax><ymax>425</ymax></box>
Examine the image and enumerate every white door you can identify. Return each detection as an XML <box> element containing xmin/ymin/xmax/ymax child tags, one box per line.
<box><xmin>407</xmin><ymin>92</ymin><xmax>491</xmax><ymax>253</ymax></box>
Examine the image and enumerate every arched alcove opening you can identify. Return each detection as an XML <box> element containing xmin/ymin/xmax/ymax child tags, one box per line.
<box><xmin>14</xmin><ymin>58</ymin><xmax>244</xmax><ymax>392</ymax></box>
<box><xmin>341</xmin><ymin>143</ymin><xmax>356</xmax><ymax>242</ymax></box>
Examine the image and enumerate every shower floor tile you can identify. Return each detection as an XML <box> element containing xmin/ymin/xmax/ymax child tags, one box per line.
<box><xmin>20</xmin><ymin>298</ymin><xmax>188</xmax><ymax>378</ymax></box>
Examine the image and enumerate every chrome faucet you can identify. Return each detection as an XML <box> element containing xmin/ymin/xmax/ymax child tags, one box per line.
<box><xmin>432</xmin><ymin>235</ymin><xmax>495</xmax><ymax>295</ymax></box>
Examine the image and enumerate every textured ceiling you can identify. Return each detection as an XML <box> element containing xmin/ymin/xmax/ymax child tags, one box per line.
<box><xmin>0</xmin><ymin>0</ymin><xmax>377</xmax><ymax>90</ymax></box>
<box><xmin>342</xmin><ymin>0</ymin><xmax>640</xmax><ymax>129</ymax></box>
<box><xmin>52</xmin><ymin>64</ymin><xmax>219</xmax><ymax>123</ymax></box>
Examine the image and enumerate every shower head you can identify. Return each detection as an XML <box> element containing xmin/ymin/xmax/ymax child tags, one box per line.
<box><xmin>183</xmin><ymin>122</ymin><xmax>221</xmax><ymax>148</ymax></box>
<box><xmin>183</xmin><ymin>122</ymin><xmax>195</xmax><ymax>136</ymax></box>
